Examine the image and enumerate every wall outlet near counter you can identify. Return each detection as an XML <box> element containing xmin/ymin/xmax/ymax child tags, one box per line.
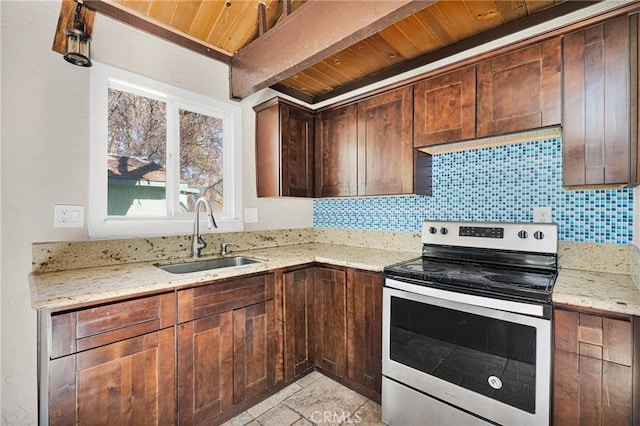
<box><xmin>533</xmin><ymin>206</ymin><xmax>552</xmax><ymax>223</ymax></box>
<box><xmin>244</xmin><ymin>208</ymin><xmax>258</xmax><ymax>223</ymax></box>
<box><xmin>54</xmin><ymin>205</ymin><xmax>85</xmax><ymax>228</ymax></box>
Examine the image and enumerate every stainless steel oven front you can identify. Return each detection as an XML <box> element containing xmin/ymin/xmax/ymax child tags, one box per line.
<box><xmin>382</xmin><ymin>278</ymin><xmax>551</xmax><ymax>426</ymax></box>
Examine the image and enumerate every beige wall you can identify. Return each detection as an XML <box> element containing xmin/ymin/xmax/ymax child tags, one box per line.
<box><xmin>0</xmin><ymin>2</ymin><xmax>310</xmax><ymax>423</ymax></box>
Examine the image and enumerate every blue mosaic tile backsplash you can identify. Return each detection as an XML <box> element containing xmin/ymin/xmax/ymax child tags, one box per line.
<box><xmin>313</xmin><ymin>138</ymin><xmax>634</xmax><ymax>244</ymax></box>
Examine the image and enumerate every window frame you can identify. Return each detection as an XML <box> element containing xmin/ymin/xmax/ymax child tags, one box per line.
<box><xmin>90</xmin><ymin>62</ymin><xmax>243</xmax><ymax>238</ymax></box>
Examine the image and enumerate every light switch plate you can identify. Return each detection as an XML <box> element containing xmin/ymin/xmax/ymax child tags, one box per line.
<box><xmin>244</xmin><ymin>208</ymin><xmax>258</xmax><ymax>223</ymax></box>
<box><xmin>54</xmin><ymin>205</ymin><xmax>85</xmax><ymax>228</ymax></box>
<box><xmin>533</xmin><ymin>206</ymin><xmax>552</xmax><ymax>223</ymax></box>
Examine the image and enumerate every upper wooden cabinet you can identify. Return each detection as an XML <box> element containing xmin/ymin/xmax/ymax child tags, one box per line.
<box><xmin>477</xmin><ymin>38</ymin><xmax>561</xmax><ymax>138</ymax></box>
<box><xmin>414</xmin><ymin>66</ymin><xmax>476</xmax><ymax>147</ymax></box>
<box><xmin>315</xmin><ymin>104</ymin><xmax>358</xmax><ymax>197</ymax></box>
<box><xmin>254</xmin><ymin>98</ymin><xmax>314</xmax><ymax>197</ymax></box>
<box><xmin>357</xmin><ymin>86</ymin><xmax>414</xmax><ymax>195</ymax></box>
<box><xmin>562</xmin><ymin>15</ymin><xmax>640</xmax><ymax>187</ymax></box>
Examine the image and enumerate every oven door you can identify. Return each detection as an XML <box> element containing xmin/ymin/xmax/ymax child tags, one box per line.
<box><xmin>382</xmin><ymin>278</ymin><xmax>551</xmax><ymax>426</ymax></box>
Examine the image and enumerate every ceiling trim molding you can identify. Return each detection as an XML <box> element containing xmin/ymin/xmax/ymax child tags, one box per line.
<box><xmin>84</xmin><ymin>0</ymin><xmax>232</xmax><ymax>64</ymax></box>
<box><xmin>229</xmin><ymin>0</ymin><xmax>436</xmax><ymax>100</ymax></box>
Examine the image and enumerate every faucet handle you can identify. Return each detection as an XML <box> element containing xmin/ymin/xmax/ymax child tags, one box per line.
<box><xmin>220</xmin><ymin>242</ymin><xmax>235</xmax><ymax>255</ymax></box>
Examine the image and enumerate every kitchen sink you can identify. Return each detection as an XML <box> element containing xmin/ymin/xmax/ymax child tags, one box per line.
<box><xmin>156</xmin><ymin>256</ymin><xmax>262</xmax><ymax>274</ymax></box>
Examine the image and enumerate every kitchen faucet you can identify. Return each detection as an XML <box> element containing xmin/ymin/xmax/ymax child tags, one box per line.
<box><xmin>192</xmin><ymin>197</ymin><xmax>217</xmax><ymax>259</ymax></box>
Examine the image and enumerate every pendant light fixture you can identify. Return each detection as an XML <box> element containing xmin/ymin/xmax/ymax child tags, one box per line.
<box><xmin>63</xmin><ymin>1</ymin><xmax>92</xmax><ymax>67</ymax></box>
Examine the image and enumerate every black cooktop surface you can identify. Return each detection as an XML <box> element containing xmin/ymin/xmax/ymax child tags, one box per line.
<box><xmin>384</xmin><ymin>256</ymin><xmax>557</xmax><ymax>303</ymax></box>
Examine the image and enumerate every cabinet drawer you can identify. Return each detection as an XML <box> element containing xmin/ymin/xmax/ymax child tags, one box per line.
<box><xmin>178</xmin><ymin>273</ymin><xmax>275</xmax><ymax>322</ymax></box>
<box><xmin>554</xmin><ymin>308</ymin><xmax>632</xmax><ymax>366</ymax></box>
<box><xmin>51</xmin><ymin>292</ymin><xmax>176</xmax><ymax>358</ymax></box>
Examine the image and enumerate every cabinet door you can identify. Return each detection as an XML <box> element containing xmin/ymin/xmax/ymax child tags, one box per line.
<box><xmin>563</xmin><ymin>15</ymin><xmax>635</xmax><ymax>186</ymax></box>
<box><xmin>233</xmin><ymin>300</ymin><xmax>279</xmax><ymax>404</ymax></box>
<box><xmin>313</xmin><ymin>267</ymin><xmax>347</xmax><ymax>377</ymax></box>
<box><xmin>255</xmin><ymin>101</ymin><xmax>280</xmax><ymax>197</ymax></box>
<box><xmin>315</xmin><ymin>104</ymin><xmax>358</xmax><ymax>197</ymax></box>
<box><xmin>477</xmin><ymin>38</ymin><xmax>561</xmax><ymax>137</ymax></box>
<box><xmin>281</xmin><ymin>105</ymin><xmax>314</xmax><ymax>197</ymax></box>
<box><xmin>49</xmin><ymin>329</ymin><xmax>176</xmax><ymax>426</ymax></box>
<box><xmin>346</xmin><ymin>270</ymin><xmax>383</xmax><ymax>402</ymax></box>
<box><xmin>357</xmin><ymin>86</ymin><xmax>413</xmax><ymax>195</ymax></box>
<box><xmin>283</xmin><ymin>268</ymin><xmax>314</xmax><ymax>381</ymax></box>
<box><xmin>177</xmin><ymin>312</ymin><xmax>234</xmax><ymax>425</ymax></box>
<box><xmin>414</xmin><ymin>66</ymin><xmax>476</xmax><ymax>147</ymax></box>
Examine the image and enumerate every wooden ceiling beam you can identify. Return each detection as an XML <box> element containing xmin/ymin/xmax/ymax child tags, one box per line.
<box><xmin>229</xmin><ymin>0</ymin><xmax>436</xmax><ymax>100</ymax></box>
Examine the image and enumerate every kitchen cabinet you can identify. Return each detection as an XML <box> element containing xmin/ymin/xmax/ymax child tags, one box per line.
<box><xmin>47</xmin><ymin>293</ymin><xmax>176</xmax><ymax>425</ymax></box>
<box><xmin>177</xmin><ymin>273</ymin><xmax>280</xmax><ymax>424</ymax></box>
<box><xmin>313</xmin><ymin>266</ymin><xmax>347</xmax><ymax>377</ymax></box>
<box><xmin>315</xmin><ymin>104</ymin><xmax>358</xmax><ymax>197</ymax></box>
<box><xmin>283</xmin><ymin>267</ymin><xmax>314</xmax><ymax>382</ymax></box>
<box><xmin>346</xmin><ymin>269</ymin><xmax>383</xmax><ymax>402</ymax></box>
<box><xmin>562</xmin><ymin>14</ymin><xmax>640</xmax><ymax>187</ymax></box>
<box><xmin>477</xmin><ymin>37</ymin><xmax>561</xmax><ymax>138</ymax></box>
<box><xmin>254</xmin><ymin>97</ymin><xmax>315</xmax><ymax>197</ymax></box>
<box><xmin>357</xmin><ymin>86</ymin><xmax>414</xmax><ymax>195</ymax></box>
<box><xmin>413</xmin><ymin>65</ymin><xmax>476</xmax><ymax>147</ymax></box>
<box><xmin>553</xmin><ymin>306</ymin><xmax>639</xmax><ymax>425</ymax></box>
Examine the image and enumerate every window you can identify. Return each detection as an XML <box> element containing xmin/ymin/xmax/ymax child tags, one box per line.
<box><xmin>90</xmin><ymin>63</ymin><xmax>242</xmax><ymax>238</ymax></box>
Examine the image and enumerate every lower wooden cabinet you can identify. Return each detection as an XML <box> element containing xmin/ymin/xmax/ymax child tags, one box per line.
<box><xmin>283</xmin><ymin>267</ymin><xmax>315</xmax><ymax>381</ymax></box>
<box><xmin>553</xmin><ymin>306</ymin><xmax>638</xmax><ymax>425</ymax></box>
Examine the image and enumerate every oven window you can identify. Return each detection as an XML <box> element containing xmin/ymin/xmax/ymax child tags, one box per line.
<box><xmin>390</xmin><ymin>296</ymin><xmax>536</xmax><ymax>413</ymax></box>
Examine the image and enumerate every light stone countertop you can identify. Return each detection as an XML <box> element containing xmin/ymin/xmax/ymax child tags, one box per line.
<box><xmin>29</xmin><ymin>243</ymin><xmax>418</xmax><ymax>311</ymax></box>
<box><xmin>553</xmin><ymin>268</ymin><xmax>640</xmax><ymax>316</ymax></box>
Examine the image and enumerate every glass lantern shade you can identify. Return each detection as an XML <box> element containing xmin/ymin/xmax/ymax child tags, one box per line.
<box><xmin>63</xmin><ymin>22</ymin><xmax>92</xmax><ymax>67</ymax></box>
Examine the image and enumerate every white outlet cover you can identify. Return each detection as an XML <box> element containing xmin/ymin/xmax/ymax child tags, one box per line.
<box><xmin>533</xmin><ymin>206</ymin><xmax>552</xmax><ymax>223</ymax></box>
<box><xmin>244</xmin><ymin>208</ymin><xmax>258</xmax><ymax>223</ymax></box>
<box><xmin>54</xmin><ymin>205</ymin><xmax>85</xmax><ymax>228</ymax></box>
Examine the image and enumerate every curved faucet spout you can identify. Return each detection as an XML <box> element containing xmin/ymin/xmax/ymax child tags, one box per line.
<box><xmin>192</xmin><ymin>197</ymin><xmax>218</xmax><ymax>259</ymax></box>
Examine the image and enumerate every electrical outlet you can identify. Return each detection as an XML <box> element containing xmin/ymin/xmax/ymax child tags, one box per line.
<box><xmin>54</xmin><ymin>205</ymin><xmax>85</xmax><ymax>228</ymax></box>
<box><xmin>244</xmin><ymin>208</ymin><xmax>258</xmax><ymax>223</ymax></box>
<box><xmin>533</xmin><ymin>206</ymin><xmax>552</xmax><ymax>223</ymax></box>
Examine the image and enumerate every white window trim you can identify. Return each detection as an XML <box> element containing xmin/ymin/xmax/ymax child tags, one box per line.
<box><xmin>89</xmin><ymin>62</ymin><xmax>243</xmax><ymax>239</ymax></box>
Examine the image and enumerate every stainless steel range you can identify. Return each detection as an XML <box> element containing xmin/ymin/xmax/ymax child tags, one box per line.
<box><xmin>382</xmin><ymin>221</ymin><xmax>558</xmax><ymax>426</ymax></box>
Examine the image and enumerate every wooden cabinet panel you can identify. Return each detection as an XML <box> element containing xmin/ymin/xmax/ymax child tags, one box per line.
<box><xmin>563</xmin><ymin>15</ymin><xmax>638</xmax><ymax>187</ymax></box>
<box><xmin>414</xmin><ymin>66</ymin><xmax>476</xmax><ymax>147</ymax></box>
<box><xmin>50</xmin><ymin>329</ymin><xmax>176</xmax><ymax>426</ymax></box>
<box><xmin>477</xmin><ymin>38</ymin><xmax>561</xmax><ymax>138</ymax></box>
<box><xmin>346</xmin><ymin>270</ymin><xmax>382</xmax><ymax>402</ymax></box>
<box><xmin>254</xmin><ymin>98</ymin><xmax>314</xmax><ymax>197</ymax></box>
<box><xmin>178</xmin><ymin>274</ymin><xmax>274</xmax><ymax>322</ymax></box>
<box><xmin>357</xmin><ymin>86</ymin><xmax>413</xmax><ymax>195</ymax></box>
<box><xmin>177</xmin><ymin>312</ymin><xmax>233</xmax><ymax>425</ymax></box>
<box><xmin>283</xmin><ymin>268</ymin><xmax>314</xmax><ymax>381</ymax></box>
<box><xmin>233</xmin><ymin>300</ymin><xmax>278</xmax><ymax>404</ymax></box>
<box><xmin>313</xmin><ymin>266</ymin><xmax>347</xmax><ymax>377</ymax></box>
<box><xmin>315</xmin><ymin>105</ymin><xmax>358</xmax><ymax>197</ymax></box>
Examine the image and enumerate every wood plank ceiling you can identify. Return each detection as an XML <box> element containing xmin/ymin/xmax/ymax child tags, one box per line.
<box><xmin>81</xmin><ymin>0</ymin><xmax>597</xmax><ymax>103</ymax></box>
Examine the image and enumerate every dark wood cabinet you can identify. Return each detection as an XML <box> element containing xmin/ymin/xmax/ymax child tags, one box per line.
<box><xmin>553</xmin><ymin>306</ymin><xmax>637</xmax><ymax>425</ymax></box>
<box><xmin>477</xmin><ymin>38</ymin><xmax>561</xmax><ymax>138</ymax></box>
<box><xmin>414</xmin><ymin>65</ymin><xmax>476</xmax><ymax>147</ymax></box>
<box><xmin>346</xmin><ymin>269</ymin><xmax>383</xmax><ymax>402</ymax></box>
<box><xmin>315</xmin><ymin>104</ymin><xmax>358</xmax><ymax>197</ymax></box>
<box><xmin>313</xmin><ymin>266</ymin><xmax>347</xmax><ymax>377</ymax></box>
<box><xmin>47</xmin><ymin>293</ymin><xmax>177</xmax><ymax>426</ymax></box>
<box><xmin>357</xmin><ymin>86</ymin><xmax>414</xmax><ymax>195</ymax></box>
<box><xmin>177</xmin><ymin>273</ymin><xmax>280</xmax><ymax>424</ymax></box>
<box><xmin>254</xmin><ymin>97</ymin><xmax>314</xmax><ymax>197</ymax></box>
<box><xmin>562</xmin><ymin>14</ymin><xmax>640</xmax><ymax>187</ymax></box>
<box><xmin>283</xmin><ymin>267</ymin><xmax>314</xmax><ymax>382</ymax></box>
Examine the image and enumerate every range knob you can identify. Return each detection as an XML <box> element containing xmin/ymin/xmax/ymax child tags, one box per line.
<box><xmin>429</xmin><ymin>226</ymin><xmax>438</xmax><ymax>235</ymax></box>
<box><xmin>518</xmin><ymin>230</ymin><xmax>528</xmax><ymax>239</ymax></box>
<box><xmin>440</xmin><ymin>227</ymin><xmax>448</xmax><ymax>235</ymax></box>
<box><xmin>533</xmin><ymin>231</ymin><xmax>545</xmax><ymax>240</ymax></box>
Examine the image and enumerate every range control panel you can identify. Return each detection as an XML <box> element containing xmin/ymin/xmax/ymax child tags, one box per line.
<box><xmin>422</xmin><ymin>221</ymin><xmax>558</xmax><ymax>254</ymax></box>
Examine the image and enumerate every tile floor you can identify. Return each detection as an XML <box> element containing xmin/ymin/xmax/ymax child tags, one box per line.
<box><xmin>222</xmin><ymin>371</ymin><xmax>383</xmax><ymax>426</ymax></box>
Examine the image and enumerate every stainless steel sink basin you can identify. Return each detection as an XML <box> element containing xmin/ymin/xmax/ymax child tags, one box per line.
<box><xmin>156</xmin><ymin>256</ymin><xmax>262</xmax><ymax>274</ymax></box>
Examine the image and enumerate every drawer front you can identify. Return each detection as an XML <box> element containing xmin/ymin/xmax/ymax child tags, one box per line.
<box><xmin>554</xmin><ymin>308</ymin><xmax>632</xmax><ymax>366</ymax></box>
<box><xmin>51</xmin><ymin>292</ymin><xmax>176</xmax><ymax>358</ymax></box>
<box><xmin>178</xmin><ymin>273</ymin><xmax>275</xmax><ymax>323</ymax></box>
